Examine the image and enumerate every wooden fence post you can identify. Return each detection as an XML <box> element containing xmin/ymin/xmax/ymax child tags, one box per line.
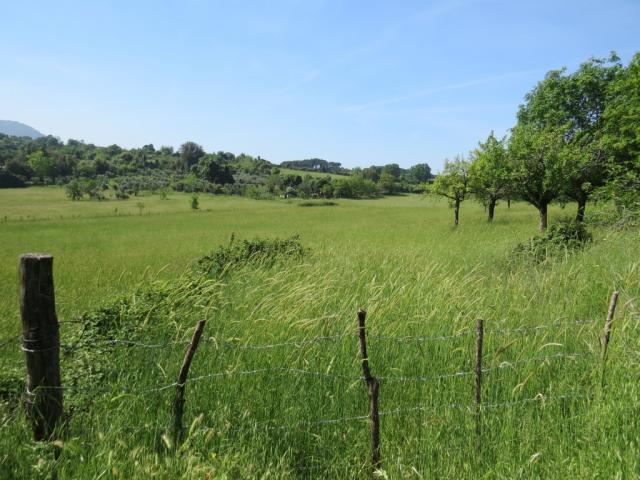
<box><xmin>601</xmin><ymin>291</ymin><xmax>619</xmax><ymax>389</ymax></box>
<box><xmin>19</xmin><ymin>253</ymin><xmax>63</xmax><ymax>441</ymax></box>
<box><xmin>601</xmin><ymin>291</ymin><xmax>619</xmax><ymax>358</ymax></box>
<box><xmin>475</xmin><ymin>319</ymin><xmax>484</xmax><ymax>438</ymax></box>
<box><xmin>172</xmin><ymin>319</ymin><xmax>206</xmax><ymax>447</ymax></box>
<box><xmin>357</xmin><ymin>309</ymin><xmax>381</xmax><ymax>471</ymax></box>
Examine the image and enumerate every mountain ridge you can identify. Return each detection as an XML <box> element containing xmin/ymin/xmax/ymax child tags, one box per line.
<box><xmin>0</xmin><ymin>120</ymin><xmax>44</xmax><ymax>139</ymax></box>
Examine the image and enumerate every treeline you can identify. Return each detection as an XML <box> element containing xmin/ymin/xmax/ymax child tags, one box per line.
<box><xmin>431</xmin><ymin>51</ymin><xmax>640</xmax><ymax>230</ymax></box>
<box><xmin>0</xmin><ymin>138</ymin><xmax>272</xmax><ymax>188</ymax></box>
<box><xmin>279</xmin><ymin>158</ymin><xmax>348</xmax><ymax>174</ymax></box>
<box><xmin>0</xmin><ymin>134</ymin><xmax>434</xmax><ymax>200</ymax></box>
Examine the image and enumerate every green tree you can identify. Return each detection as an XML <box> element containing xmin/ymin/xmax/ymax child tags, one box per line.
<box><xmin>65</xmin><ymin>179</ymin><xmax>83</xmax><ymax>200</ymax></box>
<box><xmin>509</xmin><ymin>124</ymin><xmax>570</xmax><ymax>232</ymax></box>
<box><xmin>378</xmin><ymin>172</ymin><xmax>399</xmax><ymax>194</ymax></box>
<box><xmin>430</xmin><ymin>156</ymin><xmax>470</xmax><ymax>226</ymax></box>
<box><xmin>27</xmin><ymin>150</ymin><xmax>57</xmax><ymax>182</ymax></box>
<box><xmin>179</xmin><ymin>141</ymin><xmax>205</xmax><ymax>172</ymax></box>
<box><xmin>407</xmin><ymin>163</ymin><xmax>432</xmax><ymax>183</ymax></box>
<box><xmin>600</xmin><ymin>52</ymin><xmax>640</xmax><ymax>211</ymax></box>
<box><xmin>382</xmin><ymin>163</ymin><xmax>401</xmax><ymax>179</ymax></box>
<box><xmin>361</xmin><ymin>166</ymin><xmax>380</xmax><ymax>182</ymax></box>
<box><xmin>469</xmin><ymin>132</ymin><xmax>511</xmax><ymax>222</ymax></box>
<box><xmin>195</xmin><ymin>155</ymin><xmax>235</xmax><ymax>184</ymax></box>
<box><xmin>517</xmin><ymin>55</ymin><xmax>621</xmax><ymax>221</ymax></box>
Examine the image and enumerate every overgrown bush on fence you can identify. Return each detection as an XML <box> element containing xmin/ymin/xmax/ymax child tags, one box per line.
<box><xmin>197</xmin><ymin>234</ymin><xmax>309</xmax><ymax>275</ymax></box>
<box><xmin>514</xmin><ymin>217</ymin><xmax>593</xmax><ymax>263</ymax></box>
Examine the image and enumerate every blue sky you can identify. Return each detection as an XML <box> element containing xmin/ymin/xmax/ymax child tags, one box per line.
<box><xmin>1</xmin><ymin>0</ymin><xmax>638</xmax><ymax>171</ymax></box>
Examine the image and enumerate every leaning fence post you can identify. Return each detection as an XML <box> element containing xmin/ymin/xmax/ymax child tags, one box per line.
<box><xmin>172</xmin><ymin>319</ymin><xmax>206</xmax><ymax>447</ymax></box>
<box><xmin>19</xmin><ymin>253</ymin><xmax>63</xmax><ymax>441</ymax></box>
<box><xmin>357</xmin><ymin>309</ymin><xmax>381</xmax><ymax>471</ymax></box>
<box><xmin>601</xmin><ymin>291</ymin><xmax>619</xmax><ymax>389</ymax></box>
<box><xmin>475</xmin><ymin>319</ymin><xmax>484</xmax><ymax>437</ymax></box>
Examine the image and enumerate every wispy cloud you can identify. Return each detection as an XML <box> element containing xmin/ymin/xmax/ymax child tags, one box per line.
<box><xmin>274</xmin><ymin>69</ymin><xmax>322</xmax><ymax>96</ymax></box>
<box><xmin>341</xmin><ymin>69</ymin><xmax>542</xmax><ymax>113</ymax></box>
<box><xmin>273</xmin><ymin>0</ymin><xmax>474</xmax><ymax>97</ymax></box>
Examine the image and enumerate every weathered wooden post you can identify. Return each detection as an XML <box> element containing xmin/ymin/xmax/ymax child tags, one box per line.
<box><xmin>19</xmin><ymin>253</ymin><xmax>63</xmax><ymax>441</ymax></box>
<box><xmin>475</xmin><ymin>319</ymin><xmax>484</xmax><ymax>438</ymax></box>
<box><xmin>601</xmin><ymin>291</ymin><xmax>619</xmax><ymax>358</ymax></box>
<box><xmin>173</xmin><ymin>319</ymin><xmax>206</xmax><ymax>448</ymax></box>
<box><xmin>601</xmin><ymin>291</ymin><xmax>619</xmax><ymax>389</ymax></box>
<box><xmin>357</xmin><ymin>309</ymin><xmax>381</xmax><ymax>471</ymax></box>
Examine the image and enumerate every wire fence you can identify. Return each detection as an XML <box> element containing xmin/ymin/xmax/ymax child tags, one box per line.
<box><xmin>11</xmin><ymin>288</ymin><xmax>636</xmax><ymax>472</ymax></box>
<box><xmin>2</xmin><ymin>316</ymin><xmax>605</xmax><ymax>352</ymax></box>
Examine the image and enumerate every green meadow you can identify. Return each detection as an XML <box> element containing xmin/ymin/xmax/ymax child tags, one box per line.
<box><xmin>1</xmin><ymin>187</ymin><xmax>639</xmax><ymax>478</ymax></box>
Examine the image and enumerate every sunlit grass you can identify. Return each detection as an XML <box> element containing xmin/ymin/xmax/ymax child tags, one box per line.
<box><xmin>0</xmin><ymin>187</ymin><xmax>639</xmax><ymax>478</ymax></box>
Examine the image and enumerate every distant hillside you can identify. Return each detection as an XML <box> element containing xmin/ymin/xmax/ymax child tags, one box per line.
<box><xmin>0</xmin><ymin>120</ymin><xmax>44</xmax><ymax>139</ymax></box>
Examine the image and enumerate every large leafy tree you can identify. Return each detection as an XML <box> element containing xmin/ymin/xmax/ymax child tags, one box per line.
<box><xmin>469</xmin><ymin>132</ymin><xmax>511</xmax><ymax>222</ymax></box>
<box><xmin>27</xmin><ymin>150</ymin><xmax>57</xmax><ymax>182</ymax></box>
<box><xmin>195</xmin><ymin>154</ymin><xmax>235</xmax><ymax>184</ymax></box>
<box><xmin>407</xmin><ymin>163</ymin><xmax>433</xmax><ymax>183</ymax></box>
<box><xmin>601</xmin><ymin>52</ymin><xmax>640</xmax><ymax>210</ymax></box>
<box><xmin>430</xmin><ymin>156</ymin><xmax>470</xmax><ymax>226</ymax></box>
<box><xmin>509</xmin><ymin>123</ymin><xmax>569</xmax><ymax>232</ymax></box>
<box><xmin>517</xmin><ymin>55</ymin><xmax>621</xmax><ymax>221</ymax></box>
<box><xmin>178</xmin><ymin>141</ymin><xmax>205</xmax><ymax>172</ymax></box>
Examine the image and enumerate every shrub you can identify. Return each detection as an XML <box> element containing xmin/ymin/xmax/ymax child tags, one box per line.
<box><xmin>514</xmin><ymin>217</ymin><xmax>592</xmax><ymax>263</ymax></box>
<box><xmin>191</xmin><ymin>195</ymin><xmax>199</xmax><ymax>210</ymax></box>
<box><xmin>0</xmin><ymin>171</ymin><xmax>26</xmax><ymax>188</ymax></box>
<box><xmin>245</xmin><ymin>185</ymin><xmax>276</xmax><ymax>200</ymax></box>
<box><xmin>298</xmin><ymin>201</ymin><xmax>338</xmax><ymax>207</ymax></box>
<box><xmin>197</xmin><ymin>234</ymin><xmax>308</xmax><ymax>275</ymax></box>
<box><xmin>65</xmin><ymin>179</ymin><xmax>84</xmax><ymax>200</ymax></box>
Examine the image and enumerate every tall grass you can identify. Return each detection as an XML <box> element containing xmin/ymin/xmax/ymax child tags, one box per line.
<box><xmin>0</xmin><ymin>188</ymin><xmax>639</xmax><ymax>477</ymax></box>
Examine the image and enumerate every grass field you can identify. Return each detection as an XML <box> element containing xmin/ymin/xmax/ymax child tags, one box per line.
<box><xmin>1</xmin><ymin>187</ymin><xmax>639</xmax><ymax>478</ymax></box>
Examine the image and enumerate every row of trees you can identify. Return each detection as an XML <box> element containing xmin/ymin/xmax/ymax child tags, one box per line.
<box><xmin>432</xmin><ymin>51</ymin><xmax>640</xmax><ymax>230</ymax></box>
<box><xmin>0</xmin><ymin>135</ymin><xmax>435</xmax><ymax>199</ymax></box>
<box><xmin>0</xmin><ymin>136</ymin><xmax>272</xmax><ymax>187</ymax></box>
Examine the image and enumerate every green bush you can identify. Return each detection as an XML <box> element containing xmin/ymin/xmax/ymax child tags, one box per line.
<box><xmin>0</xmin><ymin>171</ymin><xmax>26</xmax><ymax>188</ymax></box>
<box><xmin>514</xmin><ymin>217</ymin><xmax>593</xmax><ymax>263</ymax></box>
<box><xmin>197</xmin><ymin>234</ymin><xmax>308</xmax><ymax>275</ymax></box>
<box><xmin>298</xmin><ymin>201</ymin><xmax>338</xmax><ymax>207</ymax></box>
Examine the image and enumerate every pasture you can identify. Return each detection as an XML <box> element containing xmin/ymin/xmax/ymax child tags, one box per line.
<box><xmin>1</xmin><ymin>187</ymin><xmax>639</xmax><ymax>478</ymax></box>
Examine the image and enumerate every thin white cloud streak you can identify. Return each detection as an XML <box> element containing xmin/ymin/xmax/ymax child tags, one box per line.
<box><xmin>341</xmin><ymin>69</ymin><xmax>543</xmax><ymax>113</ymax></box>
<box><xmin>272</xmin><ymin>0</ymin><xmax>474</xmax><ymax>97</ymax></box>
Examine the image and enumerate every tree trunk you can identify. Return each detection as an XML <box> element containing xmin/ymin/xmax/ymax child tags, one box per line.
<box><xmin>454</xmin><ymin>199</ymin><xmax>460</xmax><ymax>226</ymax></box>
<box><xmin>539</xmin><ymin>203</ymin><xmax>548</xmax><ymax>232</ymax></box>
<box><xmin>576</xmin><ymin>196</ymin><xmax>587</xmax><ymax>223</ymax></box>
<box><xmin>487</xmin><ymin>198</ymin><xmax>496</xmax><ymax>223</ymax></box>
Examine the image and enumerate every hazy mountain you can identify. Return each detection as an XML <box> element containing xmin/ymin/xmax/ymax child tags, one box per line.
<box><xmin>0</xmin><ymin>120</ymin><xmax>44</xmax><ymax>139</ymax></box>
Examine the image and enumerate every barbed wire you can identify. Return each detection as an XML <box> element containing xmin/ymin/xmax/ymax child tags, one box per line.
<box><xmin>11</xmin><ymin>317</ymin><xmax>605</xmax><ymax>354</ymax></box>
<box><xmin>22</xmin><ymin>345</ymin><xmax>640</xmax><ymax>398</ymax></box>
<box><xmin>485</xmin><ymin>319</ymin><xmax>600</xmax><ymax>335</ymax></box>
<box><xmin>208</xmin><ymin>333</ymin><xmax>352</xmax><ymax>350</ymax></box>
<box><xmin>208</xmin><ymin>391</ymin><xmax>593</xmax><ymax>437</ymax></box>
<box><xmin>2</xmin><ymin>314</ymin><xmax>610</xmax><ymax>354</ymax></box>
<box><xmin>14</xmin><ymin>348</ymin><xmax>614</xmax><ymax>396</ymax></box>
